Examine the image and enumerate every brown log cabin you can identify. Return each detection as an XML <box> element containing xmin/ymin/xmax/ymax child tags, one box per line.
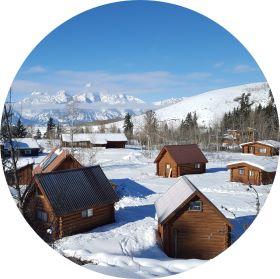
<box><xmin>32</xmin><ymin>148</ymin><xmax>82</xmax><ymax>175</ymax></box>
<box><xmin>240</xmin><ymin>140</ymin><xmax>280</xmax><ymax>156</ymax></box>
<box><xmin>227</xmin><ymin>156</ymin><xmax>278</xmax><ymax>185</ymax></box>
<box><xmin>154</xmin><ymin>144</ymin><xmax>208</xmax><ymax>177</ymax></box>
<box><xmin>23</xmin><ymin>166</ymin><xmax>119</xmax><ymax>241</ymax></box>
<box><xmin>155</xmin><ymin>176</ymin><xmax>232</xmax><ymax>259</ymax></box>
<box><xmin>5</xmin><ymin>161</ymin><xmax>34</xmax><ymax>186</ymax></box>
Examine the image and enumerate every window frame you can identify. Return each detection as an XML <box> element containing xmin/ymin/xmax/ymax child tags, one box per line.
<box><xmin>36</xmin><ymin>210</ymin><xmax>48</xmax><ymax>222</ymax></box>
<box><xmin>195</xmin><ymin>163</ymin><xmax>201</xmax><ymax>169</ymax></box>
<box><xmin>24</xmin><ymin>149</ymin><xmax>32</xmax><ymax>155</ymax></box>
<box><xmin>239</xmin><ymin>168</ymin><xmax>245</xmax><ymax>175</ymax></box>
<box><xmin>249</xmin><ymin>170</ymin><xmax>255</xmax><ymax>177</ymax></box>
<box><xmin>81</xmin><ymin>208</ymin><xmax>94</xmax><ymax>218</ymax></box>
<box><xmin>188</xmin><ymin>200</ymin><xmax>202</xmax><ymax>212</ymax></box>
<box><xmin>259</xmin><ymin>148</ymin><xmax>267</xmax><ymax>153</ymax></box>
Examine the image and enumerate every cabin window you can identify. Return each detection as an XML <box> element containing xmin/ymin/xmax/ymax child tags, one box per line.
<box><xmin>188</xmin><ymin>200</ymin><xmax>202</xmax><ymax>211</ymax></box>
<box><xmin>239</xmin><ymin>168</ymin><xmax>245</xmax><ymax>175</ymax></box>
<box><xmin>24</xmin><ymin>149</ymin><xmax>32</xmax><ymax>155</ymax></box>
<box><xmin>36</xmin><ymin>210</ymin><xmax>48</xmax><ymax>222</ymax></box>
<box><xmin>81</xmin><ymin>208</ymin><xmax>93</xmax><ymax>218</ymax></box>
<box><xmin>249</xmin><ymin>170</ymin><xmax>255</xmax><ymax>177</ymax></box>
<box><xmin>195</xmin><ymin>163</ymin><xmax>201</xmax><ymax>169</ymax></box>
<box><xmin>259</xmin><ymin>148</ymin><xmax>267</xmax><ymax>153</ymax></box>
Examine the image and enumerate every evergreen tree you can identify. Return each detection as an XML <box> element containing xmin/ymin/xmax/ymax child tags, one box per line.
<box><xmin>123</xmin><ymin>113</ymin><xmax>134</xmax><ymax>140</ymax></box>
<box><xmin>13</xmin><ymin>118</ymin><xmax>27</xmax><ymax>138</ymax></box>
<box><xmin>46</xmin><ymin>117</ymin><xmax>56</xmax><ymax>139</ymax></box>
<box><xmin>36</xmin><ymin>129</ymin><xmax>42</xmax><ymax>139</ymax></box>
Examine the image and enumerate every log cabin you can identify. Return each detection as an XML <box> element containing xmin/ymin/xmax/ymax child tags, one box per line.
<box><xmin>23</xmin><ymin>166</ymin><xmax>119</xmax><ymax>241</ymax></box>
<box><xmin>227</xmin><ymin>155</ymin><xmax>278</xmax><ymax>185</ymax></box>
<box><xmin>240</xmin><ymin>140</ymin><xmax>280</xmax><ymax>156</ymax></box>
<box><xmin>154</xmin><ymin>144</ymin><xmax>208</xmax><ymax>177</ymax></box>
<box><xmin>5</xmin><ymin>159</ymin><xmax>34</xmax><ymax>186</ymax></box>
<box><xmin>3</xmin><ymin>138</ymin><xmax>41</xmax><ymax>157</ymax></box>
<box><xmin>33</xmin><ymin>148</ymin><xmax>82</xmax><ymax>175</ymax></box>
<box><xmin>61</xmin><ymin>133</ymin><xmax>127</xmax><ymax>149</ymax></box>
<box><xmin>155</xmin><ymin>176</ymin><xmax>232</xmax><ymax>259</ymax></box>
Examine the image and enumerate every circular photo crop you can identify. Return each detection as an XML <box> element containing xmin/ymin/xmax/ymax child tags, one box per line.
<box><xmin>1</xmin><ymin>1</ymin><xmax>278</xmax><ymax>278</ymax></box>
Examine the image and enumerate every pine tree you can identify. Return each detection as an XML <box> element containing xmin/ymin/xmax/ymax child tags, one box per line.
<box><xmin>36</xmin><ymin>129</ymin><xmax>42</xmax><ymax>139</ymax></box>
<box><xmin>13</xmin><ymin>118</ymin><xmax>27</xmax><ymax>138</ymax></box>
<box><xmin>46</xmin><ymin>117</ymin><xmax>56</xmax><ymax>139</ymax></box>
<box><xmin>123</xmin><ymin>113</ymin><xmax>134</xmax><ymax>140</ymax></box>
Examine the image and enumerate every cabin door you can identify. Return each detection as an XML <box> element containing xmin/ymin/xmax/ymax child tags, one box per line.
<box><xmin>165</xmin><ymin>164</ymin><xmax>172</xmax><ymax>177</ymax></box>
<box><xmin>249</xmin><ymin>146</ymin><xmax>255</xmax><ymax>154</ymax></box>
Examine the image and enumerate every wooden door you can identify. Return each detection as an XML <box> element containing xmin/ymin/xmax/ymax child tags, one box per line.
<box><xmin>165</xmin><ymin>163</ymin><xmax>172</xmax><ymax>177</ymax></box>
<box><xmin>249</xmin><ymin>146</ymin><xmax>255</xmax><ymax>154</ymax></box>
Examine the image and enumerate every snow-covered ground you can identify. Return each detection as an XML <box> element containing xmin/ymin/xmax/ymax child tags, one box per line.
<box><xmin>47</xmin><ymin>147</ymin><xmax>276</xmax><ymax>278</ymax></box>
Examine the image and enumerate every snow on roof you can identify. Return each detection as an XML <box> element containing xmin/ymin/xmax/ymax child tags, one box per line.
<box><xmin>61</xmin><ymin>133</ymin><xmax>127</xmax><ymax>144</ymax></box>
<box><xmin>257</xmin><ymin>140</ymin><xmax>280</xmax><ymax>149</ymax></box>
<box><xmin>4</xmin><ymin>138</ymin><xmax>40</xmax><ymax>150</ymax></box>
<box><xmin>226</xmin><ymin>154</ymin><xmax>278</xmax><ymax>172</ymax></box>
<box><xmin>240</xmin><ymin>140</ymin><xmax>280</xmax><ymax>149</ymax></box>
<box><xmin>155</xmin><ymin>176</ymin><xmax>197</xmax><ymax>224</ymax></box>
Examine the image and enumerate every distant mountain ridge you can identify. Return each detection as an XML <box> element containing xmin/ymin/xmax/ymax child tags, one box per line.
<box><xmin>13</xmin><ymin>82</ymin><xmax>270</xmax><ymax>126</ymax></box>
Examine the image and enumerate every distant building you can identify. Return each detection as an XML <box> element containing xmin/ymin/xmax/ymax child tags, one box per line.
<box><xmin>61</xmin><ymin>133</ymin><xmax>127</xmax><ymax>149</ymax></box>
<box><xmin>23</xmin><ymin>166</ymin><xmax>119</xmax><ymax>240</ymax></box>
<box><xmin>227</xmin><ymin>155</ymin><xmax>278</xmax><ymax>185</ymax></box>
<box><xmin>155</xmin><ymin>176</ymin><xmax>232</xmax><ymax>259</ymax></box>
<box><xmin>154</xmin><ymin>144</ymin><xmax>208</xmax><ymax>177</ymax></box>
<box><xmin>240</xmin><ymin>140</ymin><xmax>280</xmax><ymax>156</ymax></box>
<box><xmin>3</xmin><ymin>138</ymin><xmax>41</xmax><ymax>157</ymax></box>
<box><xmin>33</xmin><ymin>148</ymin><xmax>82</xmax><ymax>175</ymax></box>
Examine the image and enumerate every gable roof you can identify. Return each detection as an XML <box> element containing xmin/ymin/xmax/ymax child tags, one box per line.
<box><xmin>61</xmin><ymin>133</ymin><xmax>128</xmax><ymax>145</ymax></box>
<box><xmin>154</xmin><ymin>144</ymin><xmax>208</xmax><ymax>164</ymax></box>
<box><xmin>35</xmin><ymin>166</ymin><xmax>119</xmax><ymax>216</ymax></box>
<box><xmin>227</xmin><ymin>155</ymin><xmax>278</xmax><ymax>172</ymax></box>
<box><xmin>155</xmin><ymin>176</ymin><xmax>230</xmax><ymax>226</ymax></box>
<box><xmin>4</xmin><ymin>138</ymin><xmax>40</xmax><ymax>150</ymax></box>
<box><xmin>33</xmin><ymin>148</ymin><xmax>82</xmax><ymax>174</ymax></box>
<box><xmin>240</xmin><ymin>140</ymin><xmax>280</xmax><ymax>149</ymax></box>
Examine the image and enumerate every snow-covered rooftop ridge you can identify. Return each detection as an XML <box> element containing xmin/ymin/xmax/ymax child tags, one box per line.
<box><xmin>155</xmin><ymin>176</ymin><xmax>197</xmax><ymax>224</ymax></box>
<box><xmin>226</xmin><ymin>154</ymin><xmax>278</xmax><ymax>172</ymax></box>
<box><xmin>240</xmin><ymin>140</ymin><xmax>280</xmax><ymax>148</ymax></box>
<box><xmin>4</xmin><ymin>158</ymin><xmax>34</xmax><ymax>171</ymax></box>
<box><xmin>4</xmin><ymin>138</ymin><xmax>40</xmax><ymax>149</ymax></box>
<box><xmin>257</xmin><ymin>140</ymin><xmax>280</xmax><ymax>148</ymax></box>
<box><xmin>61</xmin><ymin>133</ymin><xmax>127</xmax><ymax>144</ymax></box>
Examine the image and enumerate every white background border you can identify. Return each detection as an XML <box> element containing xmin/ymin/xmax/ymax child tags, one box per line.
<box><xmin>0</xmin><ymin>1</ymin><xmax>279</xmax><ymax>278</ymax></box>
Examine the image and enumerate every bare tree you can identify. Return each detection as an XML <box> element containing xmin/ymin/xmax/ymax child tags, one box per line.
<box><xmin>64</xmin><ymin>101</ymin><xmax>79</xmax><ymax>154</ymax></box>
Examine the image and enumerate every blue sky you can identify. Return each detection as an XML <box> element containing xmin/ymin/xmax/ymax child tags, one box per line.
<box><xmin>13</xmin><ymin>0</ymin><xmax>266</xmax><ymax>102</ymax></box>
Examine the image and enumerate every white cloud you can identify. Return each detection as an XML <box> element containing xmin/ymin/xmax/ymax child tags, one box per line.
<box><xmin>213</xmin><ymin>62</ymin><xmax>224</xmax><ymax>69</ymax></box>
<box><xmin>233</xmin><ymin>64</ymin><xmax>256</xmax><ymax>73</ymax></box>
<box><xmin>25</xmin><ymin>65</ymin><xmax>47</xmax><ymax>74</ymax></box>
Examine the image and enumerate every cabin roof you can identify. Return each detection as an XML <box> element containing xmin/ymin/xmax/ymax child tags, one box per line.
<box><xmin>61</xmin><ymin>133</ymin><xmax>127</xmax><ymax>144</ymax></box>
<box><xmin>33</xmin><ymin>148</ymin><xmax>81</xmax><ymax>174</ymax></box>
<box><xmin>155</xmin><ymin>176</ymin><xmax>230</xmax><ymax>226</ymax></box>
<box><xmin>35</xmin><ymin>166</ymin><xmax>119</xmax><ymax>216</ymax></box>
<box><xmin>154</xmin><ymin>144</ymin><xmax>208</xmax><ymax>164</ymax></box>
<box><xmin>4</xmin><ymin>138</ymin><xmax>40</xmax><ymax>150</ymax></box>
<box><xmin>227</xmin><ymin>154</ymin><xmax>278</xmax><ymax>172</ymax></box>
<box><xmin>240</xmin><ymin>140</ymin><xmax>280</xmax><ymax>149</ymax></box>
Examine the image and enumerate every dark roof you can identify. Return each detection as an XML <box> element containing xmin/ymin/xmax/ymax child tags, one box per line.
<box><xmin>35</xmin><ymin>166</ymin><xmax>119</xmax><ymax>216</ymax></box>
<box><xmin>154</xmin><ymin>144</ymin><xmax>208</xmax><ymax>164</ymax></box>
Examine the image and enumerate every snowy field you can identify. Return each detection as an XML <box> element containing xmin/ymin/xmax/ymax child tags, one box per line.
<box><xmin>25</xmin><ymin>146</ymin><xmax>273</xmax><ymax>278</ymax></box>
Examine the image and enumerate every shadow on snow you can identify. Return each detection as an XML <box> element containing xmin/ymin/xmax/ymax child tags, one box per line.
<box><xmin>206</xmin><ymin>167</ymin><xmax>228</xmax><ymax>173</ymax></box>
<box><xmin>113</xmin><ymin>178</ymin><xmax>155</xmax><ymax>198</ymax></box>
<box><xmin>230</xmin><ymin>215</ymin><xmax>256</xmax><ymax>243</ymax></box>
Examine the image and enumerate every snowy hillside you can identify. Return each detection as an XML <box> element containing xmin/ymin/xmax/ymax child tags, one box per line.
<box><xmin>103</xmin><ymin>82</ymin><xmax>270</xmax><ymax>131</ymax></box>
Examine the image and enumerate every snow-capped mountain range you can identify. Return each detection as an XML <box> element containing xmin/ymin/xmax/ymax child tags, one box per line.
<box><xmin>13</xmin><ymin>82</ymin><xmax>271</xmax><ymax>126</ymax></box>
